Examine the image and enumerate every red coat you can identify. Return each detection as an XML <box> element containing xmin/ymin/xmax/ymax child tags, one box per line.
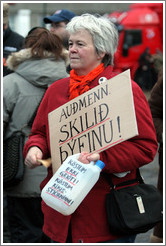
<box><xmin>24</xmin><ymin>66</ymin><xmax>158</xmax><ymax>243</ymax></box>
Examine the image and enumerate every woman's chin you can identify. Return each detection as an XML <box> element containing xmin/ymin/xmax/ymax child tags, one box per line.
<box><xmin>70</xmin><ymin>64</ymin><xmax>80</xmax><ymax>70</ymax></box>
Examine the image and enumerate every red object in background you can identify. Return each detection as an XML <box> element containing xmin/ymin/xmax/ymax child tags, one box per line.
<box><xmin>130</xmin><ymin>3</ymin><xmax>163</xmax><ymax>40</ymax></box>
<box><xmin>108</xmin><ymin>3</ymin><xmax>163</xmax><ymax>79</ymax></box>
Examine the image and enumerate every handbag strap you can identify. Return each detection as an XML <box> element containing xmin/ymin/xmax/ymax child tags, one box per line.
<box><xmin>103</xmin><ymin>169</ymin><xmax>144</xmax><ymax>189</ymax></box>
<box><xmin>27</xmin><ymin>90</ymin><xmax>46</xmax><ymax>127</ymax></box>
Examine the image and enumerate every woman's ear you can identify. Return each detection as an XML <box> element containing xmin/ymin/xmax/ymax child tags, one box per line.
<box><xmin>97</xmin><ymin>52</ymin><xmax>106</xmax><ymax>60</ymax></box>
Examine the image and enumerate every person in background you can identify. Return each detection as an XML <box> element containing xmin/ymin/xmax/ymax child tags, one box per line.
<box><xmin>148</xmin><ymin>68</ymin><xmax>163</xmax><ymax>243</ymax></box>
<box><xmin>43</xmin><ymin>9</ymin><xmax>76</xmax><ymax>49</ymax></box>
<box><xmin>134</xmin><ymin>47</ymin><xmax>157</xmax><ymax>90</ymax></box>
<box><xmin>23</xmin><ymin>14</ymin><xmax>158</xmax><ymax>243</ymax></box>
<box><xmin>44</xmin><ymin>9</ymin><xmax>76</xmax><ymax>73</ymax></box>
<box><xmin>3</xmin><ymin>27</ymin><xmax>68</xmax><ymax>243</ymax></box>
<box><xmin>3</xmin><ymin>3</ymin><xmax>25</xmax><ymax>243</ymax></box>
<box><xmin>3</xmin><ymin>3</ymin><xmax>24</xmax><ymax>76</ymax></box>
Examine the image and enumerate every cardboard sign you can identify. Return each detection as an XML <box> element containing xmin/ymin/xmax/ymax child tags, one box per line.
<box><xmin>49</xmin><ymin>69</ymin><xmax>138</xmax><ymax>174</ymax></box>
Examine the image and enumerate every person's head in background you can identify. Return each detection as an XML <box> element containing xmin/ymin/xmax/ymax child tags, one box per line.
<box><xmin>24</xmin><ymin>27</ymin><xmax>65</xmax><ymax>60</ymax></box>
<box><xmin>66</xmin><ymin>13</ymin><xmax>119</xmax><ymax>76</ymax></box>
<box><xmin>3</xmin><ymin>3</ymin><xmax>9</xmax><ymax>34</ymax></box>
<box><xmin>43</xmin><ymin>9</ymin><xmax>76</xmax><ymax>49</ymax></box>
<box><xmin>3</xmin><ymin>3</ymin><xmax>25</xmax><ymax>76</ymax></box>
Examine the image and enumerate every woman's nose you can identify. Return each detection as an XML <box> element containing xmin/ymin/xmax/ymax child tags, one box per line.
<box><xmin>69</xmin><ymin>45</ymin><xmax>77</xmax><ymax>53</ymax></box>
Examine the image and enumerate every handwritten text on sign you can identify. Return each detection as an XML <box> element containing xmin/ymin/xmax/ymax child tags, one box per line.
<box><xmin>46</xmin><ymin>158</ymin><xmax>88</xmax><ymax>207</ymax></box>
<box><xmin>49</xmin><ymin>70</ymin><xmax>138</xmax><ymax>173</ymax></box>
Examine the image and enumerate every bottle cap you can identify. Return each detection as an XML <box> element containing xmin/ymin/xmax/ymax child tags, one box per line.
<box><xmin>95</xmin><ymin>160</ymin><xmax>105</xmax><ymax>170</ymax></box>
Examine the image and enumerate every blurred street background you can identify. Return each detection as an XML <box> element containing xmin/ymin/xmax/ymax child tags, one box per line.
<box><xmin>7</xmin><ymin>2</ymin><xmax>163</xmax><ymax>91</ymax></box>
<box><xmin>7</xmin><ymin>2</ymin><xmax>131</xmax><ymax>36</ymax></box>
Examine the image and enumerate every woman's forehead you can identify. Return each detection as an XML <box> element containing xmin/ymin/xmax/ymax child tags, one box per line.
<box><xmin>69</xmin><ymin>29</ymin><xmax>93</xmax><ymax>42</ymax></box>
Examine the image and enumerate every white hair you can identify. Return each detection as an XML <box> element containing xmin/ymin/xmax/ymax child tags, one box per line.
<box><xmin>66</xmin><ymin>13</ymin><xmax>119</xmax><ymax>66</ymax></box>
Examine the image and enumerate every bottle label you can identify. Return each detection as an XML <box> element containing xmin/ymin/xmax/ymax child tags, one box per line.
<box><xmin>44</xmin><ymin>158</ymin><xmax>88</xmax><ymax>207</ymax></box>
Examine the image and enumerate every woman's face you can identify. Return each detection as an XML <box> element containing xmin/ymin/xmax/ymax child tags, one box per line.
<box><xmin>69</xmin><ymin>29</ymin><xmax>104</xmax><ymax>76</ymax></box>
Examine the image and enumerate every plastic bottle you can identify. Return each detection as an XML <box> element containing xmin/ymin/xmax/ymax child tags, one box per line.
<box><xmin>41</xmin><ymin>153</ymin><xmax>105</xmax><ymax>216</ymax></box>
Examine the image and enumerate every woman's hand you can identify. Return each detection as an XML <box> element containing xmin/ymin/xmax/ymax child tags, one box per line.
<box><xmin>78</xmin><ymin>151</ymin><xmax>100</xmax><ymax>164</ymax></box>
<box><xmin>25</xmin><ymin>146</ymin><xmax>43</xmax><ymax>169</ymax></box>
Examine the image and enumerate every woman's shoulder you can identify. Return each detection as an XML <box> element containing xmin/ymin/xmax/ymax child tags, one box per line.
<box><xmin>44</xmin><ymin>76</ymin><xmax>70</xmax><ymax>101</ymax></box>
<box><xmin>48</xmin><ymin>76</ymin><xmax>70</xmax><ymax>90</ymax></box>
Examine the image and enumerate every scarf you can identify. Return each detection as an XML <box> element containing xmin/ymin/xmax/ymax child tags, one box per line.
<box><xmin>69</xmin><ymin>63</ymin><xmax>105</xmax><ymax>100</ymax></box>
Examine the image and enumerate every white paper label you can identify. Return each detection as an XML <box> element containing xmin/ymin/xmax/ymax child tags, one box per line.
<box><xmin>136</xmin><ymin>196</ymin><xmax>145</xmax><ymax>214</ymax></box>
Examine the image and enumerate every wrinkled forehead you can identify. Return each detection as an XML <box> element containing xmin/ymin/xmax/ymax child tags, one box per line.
<box><xmin>69</xmin><ymin>29</ymin><xmax>93</xmax><ymax>42</ymax></box>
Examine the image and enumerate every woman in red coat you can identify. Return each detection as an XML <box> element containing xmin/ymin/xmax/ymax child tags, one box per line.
<box><xmin>24</xmin><ymin>14</ymin><xmax>158</xmax><ymax>243</ymax></box>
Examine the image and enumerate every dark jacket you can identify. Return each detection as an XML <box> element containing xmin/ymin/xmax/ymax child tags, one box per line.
<box><xmin>148</xmin><ymin>70</ymin><xmax>163</xmax><ymax>193</ymax></box>
<box><xmin>148</xmin><ymin>69</ymin><xmax>163</xmax><ymax>238</ymax></box>
<box><xmin>148</xmin><ymin>71</ymin><xmax>163</xmax><ymax>144</ymax></box>
<box><xmin>3</xmin><ymin>26</ymin><xmax>24</xmax><ymax>76</ymax></box>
